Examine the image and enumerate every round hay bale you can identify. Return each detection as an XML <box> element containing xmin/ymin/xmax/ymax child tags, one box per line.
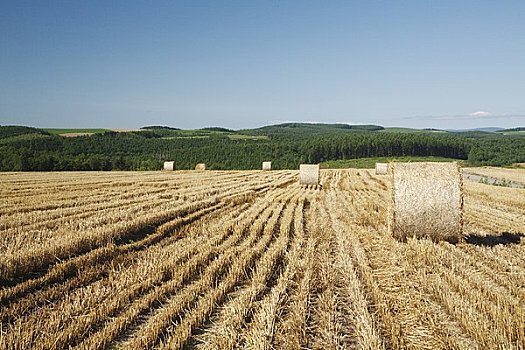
<box><xmin>299</xmin><ymin>164</ymin><xmax>320</xmax><ymax>185</ymax></box>
<box><xmin>389</xmin><ymin>162</ymin><xmax>463</xmax><ymax>243</ymax></box>
<box><xmin>375</xmin><ymin>163</ymin><xmax>388</xmax><ymax>175</ymax></box>
<box><xmin>163</xmin><ymin>161</ymin><xmax>175</xmax><ymax>171</ymax></box>
<box><xmin>262</xmin><ymin>161</ymin><xmax>272</xmax><ymax>170</ymax></box>
<box><xmin>195</xmin><ymin>163</ymin><xmax>206</xmax><ymax>171</ymax></box>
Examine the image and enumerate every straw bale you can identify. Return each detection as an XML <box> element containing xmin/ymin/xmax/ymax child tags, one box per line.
<box><xmin>299</xmin><ymin>164</ymin><xmax>320</xmax><ymax>185</ymax></box>
<box><xmin>389</xmin><ymin>162</ymin><xmax>463</xmax><ymax>243</ymax></box>
<box><xmin>163</xmin><ymin>161</ymin><xmax>175</xmax><ymax>171</ymax></box>
<box><xmin>262</xmin><ymin>161</ymin><xmax>272</xmax><ymax>170</ymax></box>
<box><xmin>375</xmin><ymin>163</ymin><xmax>388</xmax><ymax>175</ymax></box>
<box><xmin>195</xmin><ymin>163</ymin><xmax>206</xmax><ymax>171</ymax></box>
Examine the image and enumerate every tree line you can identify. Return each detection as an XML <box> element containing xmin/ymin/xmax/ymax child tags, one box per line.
<box><xmin>0</xmin><ymin>126</ymin><xmax>524</xmax><ymax>171</ymax></box>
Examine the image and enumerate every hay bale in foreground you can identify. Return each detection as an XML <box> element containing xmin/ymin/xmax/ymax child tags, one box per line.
<box><xmin>375</xmin><ymin>163</ymin><xmax>388</xmax><ymax>175</ymax></box>
<box><xmin>163</xmin><ymin>161</ymin><xmax>175</xmax><ymax>171</ymax></box>
<box><xmin>262</xmin><ymin>161</ymin><xmax>272</xmax><ymax>170</ymax></box>
<box><xmin>195</xmin><ymin>163</ymin><xmax>206</xmax><ymax>171</ymax></box>
<box><xmin>390</xmin><ymin>162</ymin><xmax>463</xmax><ymax>243</ymax></box>
<box><xmin>299</xmin><ymin>164</ymin><xmax>320</xmax><ymax>185</ymax></box>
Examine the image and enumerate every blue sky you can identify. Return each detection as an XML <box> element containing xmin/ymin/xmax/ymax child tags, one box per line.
<box><xmin>1</xmin><ymin>1</ymin><xmax>525</xmax><ymax>129</ymax></box>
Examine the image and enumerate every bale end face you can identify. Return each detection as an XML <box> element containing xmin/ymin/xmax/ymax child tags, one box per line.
<box><xmin>163</xmin><ymin>161</ymin><xmax>175</xmax><ymax>171</ymax></box>
<box><xmin>390</xmin><ymin>162</ymin><xmax>463</xmax><ymax>243</ymax></box>
<box><xmin>262</xmin><ymin>161</ymin><xmax>272</xmax><ymax>170</ymax></box>
<box><xmin>299</xmin><ymin>164</ymin><xmax>320</xmax><ymax>185</ymax></box>
<box><xmin>375</xmin><ymin>163</ymin><xmax>388</xmax><ymax>175</ymax></box>
<box><xmin>195</xmin><ymin>163</ymin><xmax>206</xmax><ymax>171</ymax></box>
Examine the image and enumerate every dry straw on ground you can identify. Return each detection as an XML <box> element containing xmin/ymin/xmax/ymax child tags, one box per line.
<box><xmin>375</xmin><ymin>163</ymin><xmax>388</xmax><ymax>175</ymax></box>
<box><xmin>299</xmin><ymin>164</ymin><xmax>320</xmax><ymax>185</ymax></box>
<box><xmin>163</xmin><ymin>161</ymin><xmax>175</xmax><ymax>171</ymax></box>
<box><xmin>195</xmin><ymin>163</ymin><xmax>206</xmax><ymax>171</ymax></box>
<box><xmin>389</xmin><ymin>162</ymin><xmax>463</xmax><ymax>243</ymax></box>
<box><xmin>262</xmin><ymin>161</ymin><xmax>272</xmax><ymax>170</ymax></box>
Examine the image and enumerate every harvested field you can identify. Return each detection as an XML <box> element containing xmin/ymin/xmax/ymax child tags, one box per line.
<box><xmin>1</xmin><ymin>169</ymin><xmax>524</xmax><ymax>350</ymax></box>
<box><xmin>464</xmin><ymin>166</ymin><xmax>525</xmax><ymax>186</ymax></box>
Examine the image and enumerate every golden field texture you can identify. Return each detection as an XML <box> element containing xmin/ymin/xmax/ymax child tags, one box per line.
<box><xmin>0</xmin><ymin>169</ymin><xmax>524</xmax><ymax>350</ymax></box>
<box><xmin>465</xmin><ymin>166</ymin><xmax>525</xmax><ymax>185</ymax></box>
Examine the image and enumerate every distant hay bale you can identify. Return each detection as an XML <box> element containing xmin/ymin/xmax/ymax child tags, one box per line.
<box><xmin>163</xmin><ymin>161</ymin><xmax>175</xmax><ymax>171</ymax></box>
<box><xmin>262</xmin><ymin>161</ymin><xmax>272</xmax><ymax>170</ymax></box>
<box><xmin>195</xmin><ymin>163</ymin><xmax>206</xmax><ymax>171</ymax></box>
<box><xmin>299</xmin><ymin>164</ymin><xmax>320</xmax><ymax>185</ymax></box>
<box><xmin>389</xmin><ymin>162</ymin><xmax>463</xmax><ymax>243</ymax></box>
<box><xmin>375</xmin><ymin>163</ymin><xmax>388</xmax><ymax>175</ymax></box>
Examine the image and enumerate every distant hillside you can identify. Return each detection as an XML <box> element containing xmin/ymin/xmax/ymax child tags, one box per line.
<box><xmin>499</xmin><ymin>127</ymin><xmax>525</xmax><ymax>132</ymax></box>
<box><xmin>199</xmin><ymin>127</ymin><xmax>235</xmax><ymax>132</ymax></box>
<box><xmin>380</xmin><ymin>127</ymin><xmax>445</xmax><ymax>133</ymax></box>
<box><xmin>2</xmin><ymin>122</ymin><xmax>525</xmax><ymax>171</ymax></box>
<box><xmin>447</xmin><ymin>127</ymin><xmax>504</xmax><ymax>133</ymax></box>
<box><xmin>244</xmin><ymin>123</ymin><xmax>384</xmax><ymax>137</ymax></box>
<box><xmin>0</xmin><ymin>125</ymin><xmax>49</xmax><ymax>139</ymax></box>
<box><xmin>141</xmin><ymin>126</ymin><xmax>181</xmax><ymax>130</ymax></box>
<box><xmin>44</xmin><ymin>128</ymin><xmax>110</xmax><ymax>136</ymax></box>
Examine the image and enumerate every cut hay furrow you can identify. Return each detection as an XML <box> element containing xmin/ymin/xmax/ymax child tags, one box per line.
<box><xmin>177</xmin><ymin>203</ymin><xmax>296</xmax><ymax>349</ymax></box>
<box><xmin>124</xmin><ymin>196</ymin><xmax>293</xmax><ymax>350</ymax></box>
<box><xmin>354</xmin><ymin>231</ymin><xmax>480</xmax><ymax>350</ymax></box>
<box><xmin>464</xmin><ymin>201</ymin><xmax>525</xmax><ymax>233</ymax></box>
<box><xmin>465</xmin><ymin>194</ymin><xmax>525</xmax><ymax>214</ymax></box>
<box><xmin>338</xmin><ymin>184</ymin><xmax>479</xmax><ymax>349</ymax></box>
<box><xmin>0</xmin><ymin>196</ymin><xmax>226</xmax><ymax>284</ymax></box>
<box><xmin>444</xmin><ymin>245</ymin><xmax>525</xmax><ymax>301</ymax></box>
<box><xmin>458</xmin><ymin>246</ymin><xmax>525</xmax><ymax>291</ymax></box>
<box><xmin>306</xmin><ymin>198</ymin><xmax>345</xmax><ymax>350</ymax></box>
<box><xmin>465</xmin><ymin>205</ymin><xmax>524</xmax><ymax>231</ymax></box>
<box><xmin>240</xmin><ymin>199</ymin><xmax>305</xmax><ymax>350</ymax></box>
<box><xmin>435</xmin><ymin>245</ymin><xmax>524</xmax><ymax>311</ymax></box>
<box><xmin>407</xmin><ymin>240</ymin><xmax>524</xmax><ymax>346</ymax></box>
<box><xmin>0</xmin><ymin>177</ymin><xmax>174</xmax><ymax>205</ymax></box>
<box><xmin>422</xmin><ymin>273</ymin><xmax>516</xmax><ymax>349</ymax></box>
<box><xmin>0</xmin><ymin>198</ymin><xmax>226</xmax><ymax>294</ymax></box>
<box><xmin>1</xmin><ymin>169</ymin><xmax>523</xmax><ymax>349</ymax></box>
<box><xmin>0</xmin><ymin>170</ymin><xmax>278</xmax><ymax>217</ymax></box>
<box><xmin>0</xmin><ymin>187</ymin><xmax>178</xmax><ymax>231</ymax></box>
<box><xmin>0</xmin><ymin>201</ymin><xmax>254</xmax><ymax>349</ymax></box>
<box><xmin>194</xmin><ymin>198</ymin><xmax>303</xmax><ymax>350</ymax></box>
<box><xmin>346</xmin><ymin>168</ymin><xmax>522</xmax><ymax>347</ymax></box>
<box><xmin>73</xmin><ymin>197</ymin><xmax>283</xmax><ymax>350</ymax></box>
<box><xmin>0</xmin><ymin>196</ymin><xmax>180</xmax><ymax>251</ymax></box>
<box><xmin>0</xmin><ymin>201</ymin><xmax>240</xmax><ymax>324</ymax></box>
<box><xmin>272</xmin><ymin>242</ymin><xmax>314</xmax><ymax>348</ymax></box>
<box><xmin>323</xmin><ymin>190</ymin><xmax>385</xmax><ymax>350</ymax></box>
<box><xmin>311</xmin><ymin>199</ymin><xmax>358</xmax><ymax>350</ymax></box>
<box><xmin>507</xmin><ymin>244</ymin><xmax>525</xmax><ymax>269</ymax></box>
<box><xmin>272</xmin><ymin>206</ymin><xmax>315</xmax><ymax>349</ymax></box>
<box><xmin>466</xmin><ymin>191</ymin><xmax>525</xmax><ymax>214</ymax></box>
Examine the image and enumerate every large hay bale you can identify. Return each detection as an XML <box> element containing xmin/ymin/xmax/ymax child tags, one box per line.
<box><xmin>163</xmin><ymin>161</ymin><xmax>175</xmax><ymax>171</ymax></box>
<box><xmin>375</xmin><ymin>163</ymin><xmax>388</xmax><ymax>175</ymax></box>
<box><xmin>299</xmin><ymin>164</ymin><xmax>320</xmax><ymax>185</ymax></box>
<box><xmin>262</xmin><ymin>161</ymin><xmax>272</xmax><ymax>170</ymax></box>
<box><xmin>195</xmin><ymin>163</ymin><xmax>206</xmax><ymax>171</ymax></box>
<box><xmin>390</xmin><ymin>162</ymin><xmax>463</xmax><ymax>243</ymax></box>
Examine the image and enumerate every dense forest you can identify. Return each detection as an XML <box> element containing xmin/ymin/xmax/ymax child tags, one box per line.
<box><xmin>1</xmin><ymin>124</ymin><xmax>524</xmax><ymax>171</ymax></box>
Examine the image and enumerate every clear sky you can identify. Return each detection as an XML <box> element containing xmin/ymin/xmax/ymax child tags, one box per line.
<box><xmin>1</xmin><ymin>1</ymin><xmax>525</xmax><ymax>130</ymax></box>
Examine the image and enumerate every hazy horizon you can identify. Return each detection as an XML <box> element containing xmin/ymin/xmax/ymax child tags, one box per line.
<box><xmin>2</xmin><ymin>1</ymin><xmax>525</xmax><ymax>130</ymax></box>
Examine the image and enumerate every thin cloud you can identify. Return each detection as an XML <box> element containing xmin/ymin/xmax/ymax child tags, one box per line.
<box><xmin>401</xmin><ymin>112</ymin><xmax>525</xmax><ymax>121</ymax></box>
<box><xmin>268</xmin><ymin>119</ymin><xmax>372</xmax><ymax>125</ymax></box>
<box><xmin>469</xmin><ymin>111</ymin><xmax>492</xmax><ymax>117</ymax></box>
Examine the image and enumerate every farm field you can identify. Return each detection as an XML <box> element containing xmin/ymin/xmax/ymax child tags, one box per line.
<box><xmin>0</xmin><ymin>169</ymin><xmax>524</xmax><ymax>349</ymax></box>
<box><xmin>464</xmin><ymin>166</ymin><xmax>525</xmax><ymax>185</ymax></box>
